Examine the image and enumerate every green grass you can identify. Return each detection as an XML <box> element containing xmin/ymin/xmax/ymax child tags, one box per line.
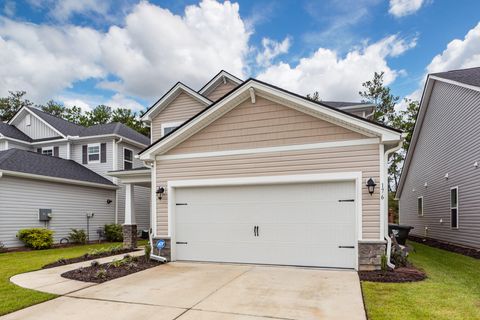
<box><xmin>362</xmin><ymin>241</ymin><xmax>480</xmax><ymax>320</ymax></box>
<box><xmin>0</xmin><ymin>241</ymin><xmax>147</xmax><ymax>316</ymax></box>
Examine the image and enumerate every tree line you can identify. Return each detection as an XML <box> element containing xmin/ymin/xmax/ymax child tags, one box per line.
<box><xmin>0</xmin><ymin>91</ymin><xmax>149</xmax><ymax>136</ymax></box>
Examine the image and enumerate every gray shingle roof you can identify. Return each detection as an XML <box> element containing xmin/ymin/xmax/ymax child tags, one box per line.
<box><xmin>25</xmin><ymin>107</ymin><xmax>149</xmax><ymax>145</ymax></box>
<box><xmin>0</xmin><ymin>122</ymin><xmax>32</xmax><ymax>142</ymax></box>
<box><xmin>432</xmin><ymin>67</ymin><xmax>480</xmax><ymax>88</ymax></box>
<box><xmin>0</xmin><ymin>148</ymin><xmax>116</xmax><ymax>187</ymax></box>
<box><xmin>321</xmin><ymin>101</ymin><xmax>374</xmax><ymax>108</ymax></box>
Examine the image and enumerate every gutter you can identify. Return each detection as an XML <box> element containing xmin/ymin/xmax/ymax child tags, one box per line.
<box><xmin>384</xmin><ymin>139</ymin><xmax>404</xmax><ymax>269</ymax></box>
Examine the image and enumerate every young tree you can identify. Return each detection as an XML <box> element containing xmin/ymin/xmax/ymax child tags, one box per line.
<box><xmin>63</xmin><ymin>106</ymin><xmax>84</xmax><ymax>124</ymax></box>
<box><xmin>0</xmin><ymin>91</ymin><xmax>33</xmax><ymax>121</ymax></box>
<box><xmin>40</xmin><ymin>100</ymin><xmax>66</xmax><ymax>117</ymax></box>
<box><xmin>83</xmin><ymin>105</ymin><xmax>112</xmax><ymax>126</ymax></box>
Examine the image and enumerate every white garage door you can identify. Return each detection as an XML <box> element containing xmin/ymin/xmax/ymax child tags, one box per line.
<box><xmin>174</xmin><ymin>181</ymin><xmax>357</xmax><ymax>269</ymax></box>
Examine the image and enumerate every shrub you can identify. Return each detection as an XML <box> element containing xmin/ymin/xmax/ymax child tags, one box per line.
<box><xmin>17</xmin><ymin>228</ymin><xmax>54</xmax><ymax>250</ymax></box>
<box><xmin>69</xmin><ymin>228</ymin><xmax>87</xmax><ymax>244</ymax></box>
<box><xmin>95</xmin><ymin>268</ymin><xmax>107</xmax><ymax>279</ymax></box>
<box><xmin>0</xmin><ymin>241</ymin><xmax>6</xmax><ymax>253</ymax></box>
<box><xmin>104</xmin><ymin>224</ymin><xmax>123</xmax><ymax>242</ymax></box>
<box><xmin>144</xmin><ymin>242</ymin><xmax>151</xmax><ymax>261</ymax></box>
<box><xmin>381</xmin><ymin>254</ymin><xmax>388</xmax><ymax>272</ymax></box>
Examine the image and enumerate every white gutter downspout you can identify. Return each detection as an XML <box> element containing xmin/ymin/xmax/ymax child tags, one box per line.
<box><xmin>384</xmin><ymin>139</ymin><xmax>404</xmax><ymax>269</ymax></box>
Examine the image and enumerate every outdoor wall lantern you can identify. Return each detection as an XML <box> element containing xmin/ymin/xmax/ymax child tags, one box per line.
<box><xmin>106</xmin><ymin>199</ymin><xmax>112</xmax><ymax>204</ymax></box>
<box><xmin>366</xmin><ymin>178</ymin><xmax>376</xmax><ymax>196</ymax></box>
<box><xmin>156</xmin><ymin>186</ymin><xmax>166</xmax><ymax>200</ymax></box>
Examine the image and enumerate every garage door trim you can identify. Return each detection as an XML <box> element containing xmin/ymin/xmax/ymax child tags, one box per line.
<box><xmin>167</xmin><ymin>172</ymin><xmax>363</xmax><ymax>270</ymax></box>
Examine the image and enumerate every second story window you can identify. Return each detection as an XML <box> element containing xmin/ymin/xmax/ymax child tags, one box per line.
<box><xmin>87</xmin><ymin>143</ymin><xmax>100</xmax><ymax>163</ymax></box>
<box><xmin>161</xmin><ymin>121</ymin><xmax>183</xmax><ymax>137</ymax></box>
<box><xmin>124</xmin><ymin>148</ymin><xmax>133</xmax><ymax>170</ymax></box>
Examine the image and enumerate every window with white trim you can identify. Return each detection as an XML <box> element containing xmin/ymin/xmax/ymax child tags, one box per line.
<box><xmin>417</xmin><ymin>196</ymin><xmax>423</xmax><ymax>216</ymax></box>
<box><xmin>41</xmin><ymin>147</ymin><xmax>53</xmax><ymax>156</ymax></box>
<box><xmin>450</xmin><ymin>187</ymin><xmax>458</xmax><ymax>228</ymax></box>
<box><xmin>87</xmin><ymin>143</ymin><xmax>100</xmax><ymax>163</ymax></box>
<box><xmin>124</xmin><ymin>148</ymin><xmax>133</xmax><ymax>170</ymax></box>
<box><xmin>161</xmin><ymin>121</ymin><xmax>184</xmax><ymax>136</ymax></box>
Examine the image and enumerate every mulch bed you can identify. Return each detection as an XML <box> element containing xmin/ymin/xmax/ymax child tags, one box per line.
<box><xmin>359</xmin><ymin>266</ymin><xmax>426</xmax><ymax>283</ymax></box>
<box><xmin>61</xmin><ymin>255</ymin><xmax>162</xmax><ymax>283</ymax></box>
<box><xmin>409</xmin><ymin>235</ymin><xmax>480</xmax><ymax>259</ymax></box>
<box><xmin>42</xmin><ymin>248</ymin><xmax>139</xmax><ymax>269</ymax></box>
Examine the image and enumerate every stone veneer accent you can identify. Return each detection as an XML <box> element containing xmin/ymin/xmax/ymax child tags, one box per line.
<box><xmin>152</xmin><ymin>237</ymin><xmax>171</xmax><ymax>261</ymax></box>
<box><xmin>358</xmin><ymin>241</ymin><xmax>386</xmax><ymax>271</ymax></box>
<box><xmin>123</xmin><ymin>224</ymin><xmax>137</xmax><ymax>249</ymax></box>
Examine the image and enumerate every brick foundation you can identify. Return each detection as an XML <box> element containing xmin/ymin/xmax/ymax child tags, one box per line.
<box><xmin>123</xmin><ymin>224</ymin><xmax>137</xmax><ymax>249</ymax></box>
<box><xmin>358</xmin><ymin>241</ymin><xmax>386</xmax><ymax>271</ymax></box>
<box><xmin>152</xmin><ymin>237</ymin><xmax>171</xmax><ymax>261</ymax></box>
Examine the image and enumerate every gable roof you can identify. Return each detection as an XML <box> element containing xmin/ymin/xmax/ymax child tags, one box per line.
<box><xmin>80</xmin><ymin>122</ymin><xmax>150</xmax><ymax>145</ymax></box>
<box><xmin>198</xmin><ymin>70</ymin><xmax>243</xmax><ymax>96</ymax></box>
<box><xmin>139</xmin><ymin>78</ymin><xmax>402</xmax><ymax>160</ymax></box>
<box><xmin>0</xmin><ymin>148</ymin><xmax>116</xmax><ymax>188</ymax></box>
<box><xmin>141</xmin><ymin>82</ymin><xmax>212</xmax><ymax>123</ymax></box>
<box><xmin>431</xmin><ymin>67</ymin><xmax>480</xmax><ymax>88</ymax></box>
<box><xmin>27</xmin><ymin>107</ymin><xmax>85</xmax><ymax>136</ymax></box>
<box><xmin>0</xmin><ymin>122</ymin><xmax>32</xmax><ymax>142</ymax></box>
<box><xmin>396</xmin><ymin>67</ymin><xmax>480</xmax><ymax>198</ymax></box>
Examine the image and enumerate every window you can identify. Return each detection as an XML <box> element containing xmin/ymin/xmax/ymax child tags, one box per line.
<box><xmin>26</xmin><ymin>114</ymin><xmax>31</xmax><ymax>126</ymax></box>
<box><xmin>450</xmin><ymin>187</ymin><xmax>458</xmax><ymax>228</ymax></box>
<box><xmin>41</xmin><ymin>147</ymin><xmax>53</xmax><ymax>156</ymax></box>
<box><xmin>417</xmin><ymin>196</ymin><xmax>423</xmax><ymax>216</ymax></box>
<box><xmin>161</xmin><ymin>121</ymin><xmax>184</xmax><ymax>136</ymax></box>
<box><xmin>124</xmin><ymin>148</ymin><xmax>133</xmax><ymax>170</ymax></box>
<box><xmin>87</xmin><ymin>143</ymin><xmax>100</xmax><ymax>163</ymax></box>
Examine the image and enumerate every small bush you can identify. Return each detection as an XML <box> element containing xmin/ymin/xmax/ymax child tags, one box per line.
<box><xmin>104</xmin><ymin>224</ymin><xmax>123</xmax><ymax>242</ymax></box>
<box><xmin>95</xmin><ymin>268</ymin><xmax>107</xmax><ymax>279</ymax></box>
<box><xmin>69</xmin><ymin>228</ymin><xmax>87</xmax><ymax>244</ymax></box>
<box><xmin>17</xmin><ymin>228</ymin><xmax>54</xmax><ymax>250</ymax></box>
<box><xmin>144</xmin><ymin>242</ymin><xmax>151</xmax><ymax>261</ymax></box>
<box><xmin>0</xmin><ymin>241</ymin><xmax>6</xmax><ymax>253</ymax></box>
<box><xmin>381</xmin><ymin>254</ymin><xmax>388</xmax><ymax>272</ymax></box>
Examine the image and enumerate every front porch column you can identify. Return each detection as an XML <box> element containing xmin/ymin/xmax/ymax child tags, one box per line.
<box><xmin>123</xmin><ymin>183</ymin><xmax>137</xmax><ymax>249</ymax></box>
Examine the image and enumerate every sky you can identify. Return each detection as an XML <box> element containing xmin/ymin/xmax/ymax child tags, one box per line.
<box><xmin>1</xmin><ymin>0</ymin><xmax>480</xmax><ymax>113</ymax></box>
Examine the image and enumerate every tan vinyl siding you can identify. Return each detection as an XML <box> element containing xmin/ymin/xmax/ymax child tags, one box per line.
<box><xmin>205</xmin><ymin>80</ymin><xmax>238</xmax><ymax>101</ymax></box>
<box><xmin>151</xmin><ymin>93</ymin><xmax>207</xmax><ymax>142</ymax></box>
<box><xmin>156</xmin><ymin>143</ymin><xmax>380</xmax><ymax>240</ymax></box>
<box><xmin>399</xmin><ymin>81</ymin><xmax>480</xmax><ymax>249</ymax></box>
<box><xmin>169</xmin><ymin>96</ymin><xmax>368</xmax><ymax>155</ymax></box>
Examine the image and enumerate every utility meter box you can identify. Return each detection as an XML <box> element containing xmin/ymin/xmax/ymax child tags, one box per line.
<box><xmin>39</xmin><ymin>209</ymin><xmax>52</xmax><ymax>221</ymax></box>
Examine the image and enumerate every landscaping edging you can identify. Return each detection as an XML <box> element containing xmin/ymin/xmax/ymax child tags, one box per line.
<box><xmin>409</xmin><ymin>235</ymin><xmax>480</xmax><ymax>259</ymax></box>
<box><xmin>359</xmin><ymin>266</ymin><xmax>426</xmax><ymax>283</ymax></box>
<box><xmin>61</xmin><ymin>255</ymin><xmax>163</xmax><ymax>283</ymax></box>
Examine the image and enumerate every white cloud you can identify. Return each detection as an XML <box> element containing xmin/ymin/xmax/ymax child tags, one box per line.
<box><xmin>389</xmin><ymin>0</ymin><xmax>426</xmax><ymax>17</ymax></box>
<box><xmin>256</xmin><ymin>37</ymin><xmax>291</xmax><ymax>67</ymax></box>
<box><xmin>257</xmin><ymin>35</ymin><xmax>416</xmax><ymax>101</ymax></box>
<box><xmin>99</xmin><ymin>0</ymin><xmax>249</xmax><ymax>99</ymax></box>
<box><xmin>0</xmin><ymin>17</ymin><xmax>105</xmax><ymax>102</ymax></box>
<box><xmin>3</xmin><ymin>1</ymin><xmax>15</xmax><ymax>17</ymax></box>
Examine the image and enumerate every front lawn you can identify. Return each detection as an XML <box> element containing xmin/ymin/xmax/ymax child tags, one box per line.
<box><xmin>362</xmin><ymin>241</ymin><xmax>480</xmax><ymax>320</ymax></box>
<box><xmin>0</xmin><ymin>242</ymin><xmax>146</xmax><ymax>316</ymax></box>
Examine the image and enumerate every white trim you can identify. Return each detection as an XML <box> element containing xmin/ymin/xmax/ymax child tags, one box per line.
<box><xmin>87</xmin><ymin>143</ymin><xmax>101</xmax><ymax>164</ymax></box>
<box><xmin>430</xmin><ymin>75</ymin><xmax>480</xmax><ymax>93</ymax></box>
<box><xmin>166</xmin><ymin>172</ymin><xmax>362</xmax><ymax>270</ymax></box>
<box><xmin>450</xmin><ymin>186</ymin><xmax>459</xmax><ymax>229</ymax></box>
<box><xmin>66</xmin><ymin>142</ymin><xmax>71</xmax><ymax>160</ymax></box>
<box><xmin>249</xmin><ymin>87</ymin><xmax>256</xmax><ymax>103</ymax></box>
<box><xmin>417</xmin><ymin>196</ymin><xmax>424</xmax><ymax>216</ymax></box>
<box><xmin>112</xmin><ymin>139</ymin><xmax>119</xmax><ymax>224</ymax></box>
<box><xmin>141</xmin><ymin>83</ymin><xmax>211</xmax><ymax>122</ymax></box>
<box><xmin>140</xmin><ymin>80</ymin><xmax>402</xmax><ymax>160</ymax></box>
<box><xmin>157</xmin><ymin>138</ymin><xmax>379</xmax><ymax>161</ymax></box>
<box><xmin>123</xmin><ymin>147</ymin><xmax>134</xmax><ymax>170</ymax></box>
<box><xmin>70</xmin><ymin>135</ymin><xmax>147</xmax><ymax>148</ymax></box>
<box><xmin>4</xmin><ymin>140</ymin><xmax>8</xmax><ymax>150</ymax></box>
<box><xmin>161</xmin><ymin>121</ymin><xmax>184</xmax><ymax>137</ymax></box>
<box><xmin>0</xmin><ymin>169</ymin><xmax>118</xmax><ymax>190</ymax></box>
<box><xmin>151</xmin><ymin>161</ymin><xmax>157</xmax><ymax>236</ymax></box>
<box><xmin>41</xmin><ymin>146</ymin><xmax>54</xmax><ymax>156</ymax></box>
<box><xmin>379</xmin><ymin>144</ymin><xmax>385</xmax><ymax>240</ymax></box>
<box><xmin>108</xmin><ymin>168</ymin><xmax>151</xmax><ymax>177</ymax></box>
<box><xmin>198</xmin><ymin>71</ymin><xmax>243</xmax><ymax>95</ymax></box>
<box><xmin>336</xmin><ymin>104</ymin><xmax>376</xmax><ymax>110</ymax></box>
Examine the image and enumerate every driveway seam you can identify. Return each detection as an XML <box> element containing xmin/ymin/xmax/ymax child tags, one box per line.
<box><xmin>63</xmin><ymin>295</ymin><xmax>187</xmax><ymax>310</ymax></box>
<box><xmin>188</xmin><ymin>308</ymin><xmax>297</xmax><ymax>320</ymax></box>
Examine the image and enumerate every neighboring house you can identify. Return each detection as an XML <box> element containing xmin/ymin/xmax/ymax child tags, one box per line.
<box><xmin>0</xmin><ymin>107</ymin><xmax>150</xmax><ymax>247</ymax></box>
<box><xmin>397</xmin><ymin>67</ymin><xmax>480</xmax><ymax>250</ymax></box>
<box><xmin>111</xmin><ymin>70</ymin><xmax>403</xmax><ymax>270</ymax></box>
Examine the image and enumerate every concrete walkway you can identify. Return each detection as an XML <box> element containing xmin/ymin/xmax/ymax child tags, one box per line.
<box><xmin>5</xmin><ymin>262</ymin><xmax>366</xmax><ymax>320</ymax></box>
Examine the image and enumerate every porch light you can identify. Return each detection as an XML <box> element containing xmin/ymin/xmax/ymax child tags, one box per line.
<box><xmin>156</xmin><ymin>186</ymin><xmax>166</xmax><ymax>200</ymax></box>
<box><xmin>366</xmin><ymin>178</ymin><xmax>376</xmax><ymax>196</ymax></box>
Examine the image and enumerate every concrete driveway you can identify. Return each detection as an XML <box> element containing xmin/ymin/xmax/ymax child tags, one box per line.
<box><xmin>3</xmin><ymin>262</ymin><xmax>366</xmax><ymax>320</ymax></box>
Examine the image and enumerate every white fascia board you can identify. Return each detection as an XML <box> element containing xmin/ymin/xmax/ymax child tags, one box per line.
<box><xmin>336</xmin><ymin>104</ymin><xmax>376</xmax><ymax>110</ymax></box>
<box><xmin>140</xmin><ymin>80</ymin><xmax>401</xmax><ymax>160</ymax></box>
<box><xmin>9</xmin><ymin>107</ymin><xmax>66</xmax><ymax>138</ymax></box>
<box><xmin>429</xmin><ymin>75</ymin><xmax>480</xmax><ymax>93</ymax></box>
<box><xmin>0</xmin><ymin>169</ymin><xmax>118</xmax><ymax>190</ymax></box>
<box><xmin>70</xmin><ymin>135</ymin><xmax>147</xmax><ymax>148</ymax></box>
<box><xmin>107</xmin><ymin>168</ymin><xmax>151</xmax><ymax>177</ymax></box>
<box><xmin>198</xmin><ymin>71</ymin><xmax>243</xmax><ymax>95</ymax></box>
<box><xmin>141</xmin><ymin>83</ymin><xmax>211</xmax><ymax>122</ymax></box>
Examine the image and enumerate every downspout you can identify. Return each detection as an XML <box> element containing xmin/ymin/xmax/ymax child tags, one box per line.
<box><xmin>384</xmin><ymin>139</ymin><xmax>403</xmax><ymax>269</ymax></box>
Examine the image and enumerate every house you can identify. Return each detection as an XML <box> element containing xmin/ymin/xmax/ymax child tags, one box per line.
<box><xmin>110</xmin><ymin>71</ymin><xmax>403</xmax><ymax>270</ymax></box>
<box><xmin>0</xmin><ymin>107</ymin><xmax>150</xmax><ymax>247</ymax></box>
<box><xmin>397</xmin><ymin>67</ymin><xmax>480</xmax><ymax>250</ymax></box>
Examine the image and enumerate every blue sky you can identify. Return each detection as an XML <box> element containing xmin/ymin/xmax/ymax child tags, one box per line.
<box><xmin>1</xmin><ymin>0</ymin><xmax>480</xmax><ymax>112</ymax></box>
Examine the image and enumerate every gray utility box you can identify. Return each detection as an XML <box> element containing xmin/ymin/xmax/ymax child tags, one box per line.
<box><xmin>39</xmin><ymin>209</ymin><xmax>52</xmax><ymax>221</ymax></box>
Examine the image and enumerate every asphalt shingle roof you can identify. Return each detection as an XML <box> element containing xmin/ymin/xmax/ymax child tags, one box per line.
<box><xmin>27</xmin><ymin>107</ymin><xmax>84</xmax><ymax>136</ymax></box>
<box><xmin>321</xmin><ymin>101</ymin><xmax>373</xmax><ymax>108</ymax></box>
<box><xmin>0</xmin><ymin>122</ymin><xmax>32</xmax><ymax>142</ymax></box>
<box><xmin>432</xmin><ymin>67</ymin><xmax>480</xmax><ymax>88</ymax></box>
<box><xmin>0</xmin><ymin>149</ymin><xmax>116</xmax><ymax>186</ymax></box>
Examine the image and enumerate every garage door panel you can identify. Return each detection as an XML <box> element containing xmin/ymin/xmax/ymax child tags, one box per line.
<box><xmin>174</xmin><ymin>181</ymin><xmax>357</xmax><ymax>269</ymax></box>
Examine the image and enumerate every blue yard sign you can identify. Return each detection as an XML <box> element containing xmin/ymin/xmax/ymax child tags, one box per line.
<box><xmin>156</xmin><ymin>239</ymin><xmax>166</xmax><ymax>250</ymax></box>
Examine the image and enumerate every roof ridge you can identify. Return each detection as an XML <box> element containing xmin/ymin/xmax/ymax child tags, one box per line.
<box><xmin>432</xmin><ymin>66</ymin><xmax>480</xmax><ymax>74</ymax></box>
